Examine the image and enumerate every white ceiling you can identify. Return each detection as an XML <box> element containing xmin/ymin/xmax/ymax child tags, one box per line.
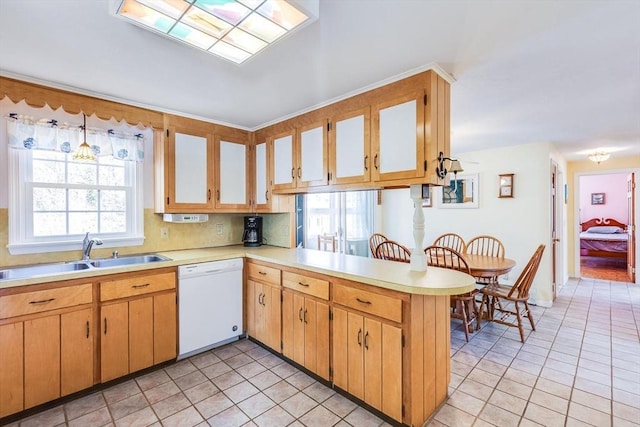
<box><xmin>1</xmin><ymin>0</ymin><xmax>639</xmax><ymax>161</ymax></box>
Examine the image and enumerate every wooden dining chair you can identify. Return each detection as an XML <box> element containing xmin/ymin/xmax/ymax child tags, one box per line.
<box><xmin>433</xmin><ymin>233</ymin><xmax>466</xmax><ymax>253</ymax></box>
<box><xmin>369</xmin><ymin>233</ymin><xmax>388</xmax><ymax>258</ymax></box>
<box><xmin>478</xmin><ymin>244</ymin><xmax>545</xmax><ymax>343</ymax></box>
<box><xmin>375</xmin><ymin>240</ymin><xmax>411</xmax><ymax>263</ymax></box>
<box><xmin>424</xmin><ymin>245</ymin><xmax>480</xmax><ymax>341</ymax></box>
<box><xmin>465</xmin><ymin>235</ymin><xmax>505</xmax><ymax>284</ymax></box>
<box><xmin>317</xmin><ymin>233</ymin><xmax>337</xmax><ymax>252</ymax></box>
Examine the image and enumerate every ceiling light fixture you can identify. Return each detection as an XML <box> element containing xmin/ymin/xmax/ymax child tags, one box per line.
<box><xmin>113</xmin><ymin>0</ymin><xmax>318</xmax><ymax>64</ymax></box>
<box><xmin>73</xmin><ymin>114</ymin><xmax>96</xmax><ymax>161</ymax></box>
<box><xmin>588</xmin><ymin>151</ymin><xmax>610</xmax><ymax>164</ymax></box>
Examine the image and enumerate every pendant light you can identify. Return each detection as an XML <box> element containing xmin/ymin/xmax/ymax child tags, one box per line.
<box><xmin>73</xmin><ymin>113</ymin><xmax>96</xmax><ymax>161</ymax></box>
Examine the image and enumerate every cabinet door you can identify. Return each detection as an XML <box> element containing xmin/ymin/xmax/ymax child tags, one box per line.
<box><xmin>168</xmin><ymin>128</ymin><xmax>215</xmax><ymax>210</ymax></box>
<box><xmin>363</xmin><ymin>317</ymin><xmax>382</xmax><ymax>411</ymax></box>
<box><xmin>347</xmin><ymin>312</ymin><xmax>364</xmax><ymax>401</ymax></box>
<box><xmin>313</xmin><ymin>301</ymin><xmax>330</xmax><ymax>380</ymax></box>
<box><xmin>61</xmin><ymin>308</ymin><xmax>93</xmax><ymax>397</ymax></box>
<box><xmin>254</xmin><ymin>140</ymin><xmax>271</xmax><ymax>211</ymax></box>
<box><xmin>0</xmin><ymin>322</ymin><xmax>23</xmax><ymax>417</ymax></box>
<box><xmin>129</xmin><ymin>297</ymin><xmax>154</xmax><ymax>373</ymax></box>
<box><xmin>298</xmin><ymin>121</ymin><xmax>328</xmax><ymax>188</ymax></box>
<box><xmin>272</xmin><ymin>130</ymin><xmax>296</xmax><ymax>190</ymax></box>
<box><xmin>216</xmin><ymin>137</ymin><xmax>249</xmax><ymax>210</ymax></box>
<box><xmin>331</xmin><ymin>108</ymin><xmax>371</xmax><ymax>185</ymax></box>
<box><xmin>332</xmin><ymin>307</ymin><xmax>348</xmax><ymax>391</ymax></box>
<box><xmin>281</xmin><ymin>289</ymin><xmax>295</xmax><ymax>360</ymax></box>
<box><xmin>24</xmin><ymin>314</ymin><xmax>60</xmax><ymax>408</ymax></box>
<box><xmin>293</xmin><ymin>293</ymin><xmax>306</xmax><ymax>365</ymax></box>
<box><xmin>101</xmin><ymin>302</ymin><xmax>129</xmax><ymax>382</ymax></box>
<box><xmin>264</xmin><ymin>283</ymin><xmax>282</xmax><ymax>351</ymax></box>
<box><xmin>372</xmin><ymin>92</ymin><xmax>425</xmax><ymax>181</ymax></box>
<box><xmin>381</xmin><ymin>323</ymin><xmax>403</xmax><ymax>422</ymax></box>
<box><xmin>246</xmin><ymin>280</ymin><xmax>259</xmax><ymax>339</ymax></box>
<box><xmin>154</xmin><ymin>292</ymin><xmax>177</xmax><ymax>364</ymax></box>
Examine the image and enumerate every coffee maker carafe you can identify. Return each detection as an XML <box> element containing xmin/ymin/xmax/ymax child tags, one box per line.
<box><xmin>242</xmin><ymin>216</ymin><xmax>263</xmax><ymax>247</ymax></box>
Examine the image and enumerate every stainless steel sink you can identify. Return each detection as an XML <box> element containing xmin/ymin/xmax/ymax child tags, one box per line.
<box><xmin>0</xmin><ymin>261</ymin><xmax>92</xmax><ymax>281</ymax></box>
<box><xmin>89</xmin><ymin>254</ymin><xmax>170</xmax><ymax>268</ymax></box>
<box><xmin>0</xmin><ymin>254</ymin><xmax>170</xmax><ymax>281</ymax></box>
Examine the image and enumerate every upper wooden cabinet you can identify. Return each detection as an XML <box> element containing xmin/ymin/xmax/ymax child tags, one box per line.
<box><xmin>254</xmin><ymin>139</ymin><xmax>271</xmax><ymax>212</ymax></box>
<box><xmin>215</xmin><ymin>135</ymin><xmax>250</xmax><ymax>211</ymax></box>
<box><xmin>272</xmin><ymin>121</ymin><xmax>329</xmax><ymax>191</ymax></box>
<box><xmin>155</xmin><ymin>115</ymin><xmax>251</xmax><ymax>213</ymax></box>
<box><xmin>371</xmin><ymin>91</ymin><xmax>425</xmax><ymax>182</ymax></box>
<box><xmin>156</xmin><ymin>122</ymin><xmax>215</xmax><ymax>213</ymax></box>
<box><xmin>330</xmin><ymin>107</ymin><xmax>371</xmax><ymax>185</ymax></box>
<box><xmin>258</xmin><ymin>70</ymin><xmax>450</xmax><ymax>194</ymax></box>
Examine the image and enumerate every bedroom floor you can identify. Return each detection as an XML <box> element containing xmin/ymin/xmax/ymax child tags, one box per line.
<box><xmin>580</xmin><ymin>256</ymin><xmax>629</xmax><ymax>282</ymax></box>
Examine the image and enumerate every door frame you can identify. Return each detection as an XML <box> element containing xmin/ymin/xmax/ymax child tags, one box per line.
<box><xmin>550</xmin><ymin>160</ymin><xmax>565</xmax><ymax>300</ymax></box>
<box><xmin>573</xmin><ymin>168</ymin><xmax>639</xmax><ymax>283</ymax></box>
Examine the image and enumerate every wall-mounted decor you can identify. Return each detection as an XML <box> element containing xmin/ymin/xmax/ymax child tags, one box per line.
<box><xmin>438</xmin><ymin>173</ymin><xmax>479</xmax><ymax>209</ymax></box>
<box><xmin>591</xmin><ymin>192</ymin><xmax>605</xmax><ymax>205</ymax></box>
<box><xmin>499</xmin><ymin>173</ymin><xmax>514</xmax><ymax>198</ymax></box>
<box><xmin>421</xmin><ymin>184</ymin><xmax>432</xmax><ymax>207</ymax></box>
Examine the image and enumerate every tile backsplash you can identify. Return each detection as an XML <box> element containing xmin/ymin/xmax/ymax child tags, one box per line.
<box><xmin>0</xmin><ymin>209</ymin><xmax>291</xmax><ymax>267</ymax></box>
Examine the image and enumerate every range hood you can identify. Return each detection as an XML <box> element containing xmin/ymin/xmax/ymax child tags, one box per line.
<box><xmin>162</xmin><ymin>214</ymin><xmax>209</xmax><ymax>223</ymax></box>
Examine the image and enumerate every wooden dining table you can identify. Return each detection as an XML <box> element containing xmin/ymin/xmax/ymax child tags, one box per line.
<box><xmin>463</xmin><ymin>254</ymin><xmax>516</xmax><ymax>281</ymax></box>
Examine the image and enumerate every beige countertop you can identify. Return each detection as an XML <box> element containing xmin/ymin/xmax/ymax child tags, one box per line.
<box><xmin>0</xmin><ymin>245</ymin><xmax>476</xmax><ymax>296</ymax></box>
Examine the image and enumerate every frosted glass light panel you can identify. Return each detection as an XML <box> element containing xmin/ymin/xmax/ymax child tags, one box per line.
<box><xmin>113</xmin><ymin>0</ymin><xmax>317</xmax><ymax>64</ymax></box>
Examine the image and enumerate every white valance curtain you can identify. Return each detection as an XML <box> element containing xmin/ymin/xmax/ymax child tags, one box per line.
<box><xmin>5</xmin><ymin>113</ymin><xmax>145</xmax><ymax>161</ymax></box>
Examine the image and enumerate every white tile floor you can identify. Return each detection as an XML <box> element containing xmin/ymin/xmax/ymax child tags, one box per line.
<box><xmin>4</xmin><ymin>276</ymin><xmax>639</xmax><ymax>427</ymax></box>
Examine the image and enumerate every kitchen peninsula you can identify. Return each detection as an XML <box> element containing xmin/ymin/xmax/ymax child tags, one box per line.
<box><xmin>0</xmin><ymin>246</ymin><xmax>475</xmax><ymax>426</ymax></box>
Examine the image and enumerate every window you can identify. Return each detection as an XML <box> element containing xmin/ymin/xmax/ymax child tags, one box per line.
<box><xmin>4</xmin><ymin>108</ymin><xmax>145</xmax><ymax>255</ymax></box>
<box><xmin>300</xmin><ymin>191</ymin><xmax>375</xmax><ymax>257</ymax></box>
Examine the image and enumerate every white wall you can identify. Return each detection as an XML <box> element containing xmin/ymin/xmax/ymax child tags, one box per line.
<box><xmin>379</xmin><ymin>142</ymin><xmax>557</xmax><ymax>307</ymax></box>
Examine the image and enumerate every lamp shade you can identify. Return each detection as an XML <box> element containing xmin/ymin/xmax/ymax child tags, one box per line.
<box><xmin>449</xmin><ymin>159</ymin><xmax>464</xmax><ymax>173</ymax></box>
<box><xmin>72</xmin><ymin>114</ymin><xmax>96</xmax><ymax>161</ymax></box>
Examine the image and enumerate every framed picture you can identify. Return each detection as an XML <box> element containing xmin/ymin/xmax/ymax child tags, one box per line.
<box><xmin>498</xmin><ymin>173</ymin><xmax>514</xmax><ymax>198</ymax></box>
<box><xmin>591</xmin><ymin>193</ymin><xmax>605</xmax><ymax>205</ymax></box>
<box><xmin>439</xmin><ymin>173</ymin><xmax>479</xmax><ymax>209</ymax></box>
<box><xmin>421</xmin><ymin>184</ymin><xmax>432</xmax><ymax>207</ymax></box>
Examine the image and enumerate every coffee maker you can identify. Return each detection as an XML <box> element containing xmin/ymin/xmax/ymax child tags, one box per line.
<box><xmin>242</xmin><ymin>216</ymin><xmax>263</xmax><ymax>247</ymax></box>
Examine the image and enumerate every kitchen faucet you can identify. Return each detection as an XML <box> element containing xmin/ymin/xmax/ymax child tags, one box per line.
<box><xmin>82</xmin><ymin>232</ymin><xmax>103</xmax><ymax>261</ymax></box>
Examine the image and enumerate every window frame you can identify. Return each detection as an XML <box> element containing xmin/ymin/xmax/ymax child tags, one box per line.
<box><xmin>7</xmin><ymin>147</ymin><xmax>144</xmax><ymax>255</ymax></box>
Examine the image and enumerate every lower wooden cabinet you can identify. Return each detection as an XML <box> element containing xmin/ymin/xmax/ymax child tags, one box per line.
<box><xmin>332</xmin><ymin>280</ymin><xmax>404</xmax><ymax>422</ymax></box>
<box><xmin>100</xmin><ymin>270</ymin><xmax>177</xmax><ymax>382</ymax></box>
<box><xmin>0</xmin><ymin>283</ymin><xmax>93</xmax><ymax>418</ymax></box>
<box><xmin>246</xmin><ymin>279</ymin><xmax>281</xmax><ymax>351</ymax></box>
<box><xmin>281</xmin><ymin>271</ymin><xmax>330</xmax><ymax>380</ymax></box>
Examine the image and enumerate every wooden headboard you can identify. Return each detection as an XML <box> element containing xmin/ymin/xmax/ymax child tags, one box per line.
<box><xmin>580</xmin><ymin>218</ymin><xmax>627</xmax><ymax>232</ymax></box>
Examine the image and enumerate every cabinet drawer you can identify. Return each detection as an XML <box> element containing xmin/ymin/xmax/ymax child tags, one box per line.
<box><xmin>100</xmin><ymin>272</ymin><xmax>175</xmax><ymax>301</ymax></box>
<box><xmin>282</xmin><ymin>272</ymin><xmax>329</xmax><ymax>300</ymax></box>
<box><xmin>333</xmin><ymin>283</ymin><xmax>402</xmax><ymax>323</ymax></box>
<box><xmin>0</xmin><ymin>283</ymin><xmax>92</xmax><ymax>319</ymax></box>
<box><xmin>247</xmin><ymin>263</ymin><xmax>280</xmax><ymax>285</ymax></box>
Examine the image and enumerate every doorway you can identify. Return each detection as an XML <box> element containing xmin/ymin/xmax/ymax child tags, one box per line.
<box><xmin>577</xmin><ymin>172</ymin><xmax>633</xmax><ymax>282</ymax></box>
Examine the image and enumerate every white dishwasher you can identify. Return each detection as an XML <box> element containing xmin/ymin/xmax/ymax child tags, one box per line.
<box><xmin>178</xmin><ymin>258</ymin><xmax>243</xmax><ymax>360</ymax></box>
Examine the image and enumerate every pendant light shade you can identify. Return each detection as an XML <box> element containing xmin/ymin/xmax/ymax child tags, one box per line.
<box><xmin>73</xmin><ymin>113</ymin><xmax>96</xmax><ymax>161</ymax></box>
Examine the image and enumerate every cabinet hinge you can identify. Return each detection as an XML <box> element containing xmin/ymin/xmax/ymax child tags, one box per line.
<box><xmin>280</xmin><ymin>341</ymin><xmax>283</xmax><ymax>351</ymax></box>
<box><xmin>166</xmin><ymin>129</ymin><xmax>169</xmax><ymax>137</ymax></box>
<box><xmin>329</xmin><ymin>309</ymin><xmax>333</xmax><ymax>320</ymax></box>
<box><xmin>329</xmin><ymin>366</ymin><xmax>333</xmax><ymax>378</ymax></box>
<box><xmin>402</xmin><ymin>404</ymin><xmax>405</xmax><ymax>417</ymax></box>
<box><xmin>424</xmin><ymin>160</ymin><xmax>427</xmax><ymax>172</ymax></box>
<box><xmin>327</xmin><ymin>172</ymin><xmax>330</xmax><ymax>182</ymax></box>
<box><xmin>424</xmin><ymin>94</ymin><xmax>427</xmax><ymax>105</ymax></box>
<box><xmin>402</xmin><ymin>333</ymin><xmax>405</xmax><ymax>348</ymax></box>
<box><xmin>327</xmin><ymin>122</ymin><xmax>331</xmax><ymax>132</ymax></box>
<box><xmin>166</xmin><ymin>197</ymin><xmax>169</xmax><ymax>205</ymax></box>
<box><xmin>281</xmin><ymin>293</ymin><xmax>283</xmax><ymax>302</ymax></box>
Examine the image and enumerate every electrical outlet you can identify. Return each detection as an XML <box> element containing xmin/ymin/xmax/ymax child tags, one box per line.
<box><xmin>216</xmin><ymin>223</ymin><xmax>224</xmax><ymax>235</ymax></box>
<box><xmin>160</xmin><ymin>227</ymin><xmax>169</xmax><ymax>239</ymax></box>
